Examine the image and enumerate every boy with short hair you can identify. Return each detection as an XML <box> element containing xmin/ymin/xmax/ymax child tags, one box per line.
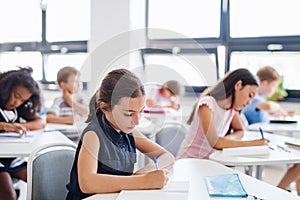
<box><xmin>242</xmin><ymin>66</ymin><xmax>294</xmax><ymax>125</ymax></box>
<box><xmin>46</xmin><ymin>66</ymin><xmax>88</xmax><ymax>124</ymax></box>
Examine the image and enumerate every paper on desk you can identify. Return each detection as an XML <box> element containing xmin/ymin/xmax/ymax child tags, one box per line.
<box><xmin>222</xmin><ymin>146</ymin><xmax>270</xmax><ymax>156</ymax></box>
<box><xmin>116</xmin><ymin>190</ymin><xmax>188</xmax><ymax>200</ymax></box>
<box><xmin>115</xmin><ymin>181</ymin><xmax>189</xmax><ymax>200</ymax></box>
<box><xmin>0</xmin><ymin>130</ymin><xmax>42</xmax><ymax>143</ymax></box>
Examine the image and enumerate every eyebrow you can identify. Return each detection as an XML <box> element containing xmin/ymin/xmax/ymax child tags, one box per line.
<box><xmin>123</xmin><ymin>106</ymin><xmax>145</xmax><ymax>113</ymax></box>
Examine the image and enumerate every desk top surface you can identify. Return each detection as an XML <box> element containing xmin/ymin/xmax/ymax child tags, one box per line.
<box><xmin>85</xmin><ymin>159</ymin><xmax>299</xmax><ymax>200</ymax></box>
<box><xmin>210</xmin><ymin>131</ymin><xmax>300</xmax><ymax>166</ymax></box>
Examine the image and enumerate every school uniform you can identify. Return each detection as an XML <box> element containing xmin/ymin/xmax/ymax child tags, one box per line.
<box><xmin>0</xmin><ymin>108</ymin><xmax>27</xmax><ymax>172</ymax></box>
<box><xmin>66</xmin><ymin>112</ymin><xmax>136</xmax><ymax>200</ymax></box>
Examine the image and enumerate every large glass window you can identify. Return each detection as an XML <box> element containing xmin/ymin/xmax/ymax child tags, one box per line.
<box><xmin>148</xmin><ymin>0</ymin><xmax>221</xmax><ymax>39</ymax></box>
<box><xmin>144</xmin><ymin>53</ymin><xmax>217</xmax><ymax>87</ymax></box>
<box><xmin>46</xmin><ymin>0</ymin><xmax>91</xmax><ymax>42</ymax></box>
<box><xmin>0</xmin><ymin>0</ymin><xmax>41</xmax><ymax>42</ymax></box>
<box><xmin>0</xmin><ymin>52</ymin><xmax>43</xmax><ymax>80</ymax></box>
<box><xmin>230</xmin><ymin>51</ymin><xmax>300</xmax><ymax>90</ymax></box>
<box><xmin>230</xmin><ymin>0</ymin><xmax>300</xmax><ymax>38</ymax></box>
<box><xmin>45</xmin><ymin>53</ymin><xmax>89</xmax><ymax>82</ymax></box>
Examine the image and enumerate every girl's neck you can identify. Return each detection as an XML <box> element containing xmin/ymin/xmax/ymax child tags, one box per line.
<box><xmin>216</xmin><ymin>96</ymin><xmax>232</xmax><ymax>110</ymax></box>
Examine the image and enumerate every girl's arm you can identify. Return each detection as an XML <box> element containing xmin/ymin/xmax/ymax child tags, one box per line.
<box><xmin>77</xmin><ymin>131</ymin><xmax>169</xmax><ymax>194</ymax></box>
<box><xmin>17</xmin><ymin>114</ymin><xmax>46</xmax><ymax>130</ymax></box>
<box><xmin>133</xmin><ymin>130</ymin><xmax>175</xmax><ymax>174</ymax></box>
<box><xmin>198</xmin><ymin>105</ymin><xmax>268</xmax><ymax>150</ymax></box>
<box><xmin>224</xmin><ymin>113</ymin><xmax>244</xmax><ymax>140</ymax></box>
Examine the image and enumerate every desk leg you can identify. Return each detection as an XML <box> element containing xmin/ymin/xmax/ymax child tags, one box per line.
<box><xmin>255</xmin><ymin>166</ymin><xmax>263</xmax><ymax>180</ymax></box>
<box><xmin>244</xmin><ymin>165</ymin><xmax>253</xmax><ymax>176</ymax></box>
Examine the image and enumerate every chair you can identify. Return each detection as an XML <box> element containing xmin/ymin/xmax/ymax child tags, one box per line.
<box><xmin>155</xmin><ymin>121</ymin><xmax>188</xmax><ymax>156</ymax></box>
<box><xmin>27</xmin><ymin>143</ymin><xmax>77</xmax><ymax>200</ymax></box>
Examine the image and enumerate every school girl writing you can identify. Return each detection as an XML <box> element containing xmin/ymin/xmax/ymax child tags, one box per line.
<box><xmin>176</xmin><ymin>68</ymin><xmax>269</xmax><ymax>159</ymax></box>
<box><xmin>66</xmin><ymin>68</ymin><xmax>174</xmax><ymax>199</ymax></box>
<box><xmin>0</xmin><ymin>67</ymin><xmax>45</xmax><ymax>200</ymax></box>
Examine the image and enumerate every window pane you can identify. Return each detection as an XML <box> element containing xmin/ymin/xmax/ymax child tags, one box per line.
<box><xmin>230</xmin><ymin>51</ymin><xmax>300</xmax><ymax>90</ymax></box>
<box><xmin>144</xmin><ymin>53</ymin><xmax>217</xmax><ymax>87</ymax></box>
<box><xmin>0</xmin><ymin>52</ymin><xmax>42</xmax><ymax>80</ymax></box>
<box><xmin>45</xmin><ymin>54</ymin><xmax>88</xmax><ymax>81</ymax></box>
<box><xmin>148</xmin><ymin>0</ymin><xmax>220</xmax><ymax>39</ymax></box>
<box><xmin>0</xmin><ymin>0</ymin><xmax>41</xmax><ymax>42</ymax></box>
<box><xmin>230</xmin><ymin>0</ymin><xmax>300</xmax><ymax>38</ymax></box>
<box><xmin>46</xmin><ymin>0</ymin><xmax>90</xmax><ymax>42</ymax></box>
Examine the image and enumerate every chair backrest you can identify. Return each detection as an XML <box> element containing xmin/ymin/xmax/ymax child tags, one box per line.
<box><xmin>155</xmin><ymin>122</ymin><xmax>187</xmax><ymax>156</ymax></box>
<box><xmin>27</xmin><ymin>143</ymin><xmax>76</xmax><ymax>200</ymax></box>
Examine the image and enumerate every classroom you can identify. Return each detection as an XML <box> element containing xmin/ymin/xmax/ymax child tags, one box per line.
<box><xmin>1</xmin><ymin>0</ymin><xmax>300</xmax><ymax>199</ymax></box>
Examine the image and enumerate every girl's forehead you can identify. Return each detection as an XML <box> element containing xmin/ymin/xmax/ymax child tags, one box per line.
<box><xmin>115</xmin><ymin>96</ymin><xmax>145</xmax><ymax>109</ymax></box>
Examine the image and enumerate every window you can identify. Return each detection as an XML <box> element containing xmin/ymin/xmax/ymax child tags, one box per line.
<box><xmin>46</xmin><ymin>0</ymin><xmax>90</xmax><ymax>42</ymax></box>
<box><xmin>230</xmin><ymin>0</ymin><xmax>300</xmax><ymax>38</ymax></box>
<box><xmin>0</xmin><ymin>52</ymin><xmax>43</xmax><ymax>80</ymax></box>
<box><xmin>0</xmin><ymin>0</ymin><xmax>41</xmax><ymax>42</ymax></box>
<box><xmin>143</xmin><ymin>52</ymin><xmax>217</xmax><ymax>87</ymax></box>
<box><xmin>230</xmin><ymin>51</ymin><xmax>300</xmax><ymax>90</ymax></box>
<box><xmin>45</xmin><ymin>53</ymin><xmax>89</xmax><ymax>82</ymax></box>
<box><xmin>148</xmin><ymin>0</ymin><xmax>221</xmax><ymax>39</ymax></box>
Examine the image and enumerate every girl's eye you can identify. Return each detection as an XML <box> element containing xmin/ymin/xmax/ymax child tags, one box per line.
<box><xmin>124</xmin><ymin>113</ymin><xmax>132</xmax><ymax>117</ymax></box>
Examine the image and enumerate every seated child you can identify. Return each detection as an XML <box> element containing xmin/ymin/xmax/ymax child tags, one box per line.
<box><xmin>146</xmin><ymin>80</ymin><xmax>182</xmax><ymax>110</ymax></box>
<box><xmin>47</xmin><ymin>66</ymin><xmax>88</xmax><ymax>124</ymax></box>
<box><xmin>66</xmin><ymin>68</ymin><xmax>174</xmax><ymax>199</ymax></box>
<box><xmin>242</xmin><ymin>66</ymin><xmax>294</xmax><ymax>125</ymax></box>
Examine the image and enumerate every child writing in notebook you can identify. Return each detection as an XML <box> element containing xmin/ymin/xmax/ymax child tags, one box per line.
<box><xmin>47</xmin><ymin>66</ymin><xmax>88</xmax><ymax>124</ymax></box>
<box><xmin>0</xmin><ymin>67</ymin><xmax>45</xmax><ymax>200</ymax></box>
<box><xmin>176</xmin><ymin>68</ymin><xmax>269</xmax><ymax>159</ymax></box>
<box><xmin>242</xmin><ymin>66</ymin><xmax>294</xmax><ymax>125</ymax></box>
<box><xmin>66</xmin><ymin>68</ymin><xmax>175</xmax><ymax>199</ymax></box>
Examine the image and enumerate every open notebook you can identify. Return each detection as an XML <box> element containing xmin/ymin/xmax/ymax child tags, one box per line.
<box><xmin>222</xmin><ymin>146</ymin><xmax>270</xmax><ymax>156</ymax></box>
<box><xmin>115</xmin><ymin>181</ymin><xmax>189</xmax><ymax>200</ymax></box>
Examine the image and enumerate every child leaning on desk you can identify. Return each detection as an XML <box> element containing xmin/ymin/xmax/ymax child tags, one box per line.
<box><xmin>46</xmin><ymin>66</ymin><xmax>88</xmax><ymax>125</ymax></box>
<box><xmin>176</xmin><ymin>68</ymin><xmax>269</xmax><ymax>160</ymax></box>
<box><xmin>242</xmin><ymin>66</ymin><xmax>295</xmax><ymax>125</ymax></box>
<box><xmin>66</xmin><ymin>68</ymin><xmax>175</xmax><ymax>200</ymax></box>
<box><xmin>0</xmin><ymin>67</ymin><xmax>46</xmax><ymax>200</ymax></box>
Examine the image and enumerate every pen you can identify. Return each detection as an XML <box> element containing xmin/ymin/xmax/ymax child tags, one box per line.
<box><xmin>259</xmin><ymin>127</ymin><xmax>264</xmax><ymax>139</ymax></box>
<box><xmin>153</xmin><ymin>156</ymin><xmax>158</xmax><ymax>170</ymax></box>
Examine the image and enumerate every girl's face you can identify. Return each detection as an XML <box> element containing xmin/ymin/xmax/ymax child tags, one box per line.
<box><xmin>61</xmin><ymin>73</ymin><xmax>81</xmax><ymax>94</ymax></box>
<box><xmin>5</xmin><ymin>86</ymin><xmax>32</xmax><ymax>110</ymax></box>
<box><xmin>233</xmin><ymin>81</ymin><xmax>258</xmax><ymax>111</ymax></box>
<box><xmin>103</xmin><ymin>95</ymin><xmax>145</xmax><ymax>133</ymax></box>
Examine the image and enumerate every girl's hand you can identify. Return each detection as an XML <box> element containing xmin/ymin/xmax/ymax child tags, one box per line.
<box><xmin>144</xmin><ymin>169</ymin><xmax>168</xmax><ymax>189</ymax></box>
<box><xmin>0</xmin><ymin>123</ymin><xmax>27</xmax><ymax>136</ymax></box>
<box><xmin>254</xmin><ymin>138</ymin><xmax>270</xmax><ymax>146</ymax></box>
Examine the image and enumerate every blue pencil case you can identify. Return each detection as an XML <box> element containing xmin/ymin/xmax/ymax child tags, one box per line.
<box><xmin>205</xmin><ymin>173</ymin><xmax>248</xmax><ymax>197</ymax></box>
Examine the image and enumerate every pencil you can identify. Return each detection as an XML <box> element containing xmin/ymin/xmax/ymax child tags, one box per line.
<box><xmin>153</xmin><ymin>156</ymin><xmax>158</xmax><ymax>170</ymax></box>
<box><xmin>259</xmin><ymin>127</ymin><xmax>264</xmax><ymax>139</ymax></box>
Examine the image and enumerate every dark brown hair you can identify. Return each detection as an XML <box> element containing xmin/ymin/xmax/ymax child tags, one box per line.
<box><xmin>187</xmin><ymin>68</ymin><xmax>259</xmax><ymax>124</ymax></box>
<box><xmin>86</xmin><ymin>68</ymin><xmax>145</xmax><ymax>122</ymax></box>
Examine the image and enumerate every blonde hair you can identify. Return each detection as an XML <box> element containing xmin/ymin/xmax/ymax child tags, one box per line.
<box><xmin>256</xmin><ymin>66</ymin><xmax>281</xmax><ymax>83</ymax></box>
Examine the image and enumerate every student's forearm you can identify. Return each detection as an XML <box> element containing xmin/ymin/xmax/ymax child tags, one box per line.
<box><xmin>214</xmin><ymin>137</ymin><xmax>267</xmax><ymax>150</ymax></box>
<box><xmin>79</xmin><ymin>172</ymin><xmax>159</xmax><ymax>194</ymax></box>
<box><xmin>22</xmin><ymin>118</ymin><xmax>46</xmax><ymax>130</ymax></box>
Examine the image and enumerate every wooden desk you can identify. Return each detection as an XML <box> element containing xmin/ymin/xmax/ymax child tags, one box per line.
<box><xmin>85</xmin><ymin>159</ymin><xmax>298</xmax><ymax>200</ymax></box>
<box><xmin>0</xmin><ymin>130</ymin><xmax>75</xmax><ymax>158</ymax></box>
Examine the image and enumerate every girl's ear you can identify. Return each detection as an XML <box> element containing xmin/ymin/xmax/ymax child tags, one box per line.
<box><xmin>60</xmin><ymin>82</ymin><xmax>66</xmax><ymax>90</ymax></box>
<box><xmin>99</xmin><ymin>102</ymin><xmax>110</xmax><ymax>113</ymax></box>
<box><xmin>234</xmin><ymin>80</ymin><xmax>243</xmax><ymax>90</ymax></box>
